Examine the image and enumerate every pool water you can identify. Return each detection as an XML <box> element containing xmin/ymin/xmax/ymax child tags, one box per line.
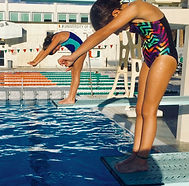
<box><xmin>0</xmin><ymin>100</ymin><xmax>133</xmax><ymax>186</ymax></box>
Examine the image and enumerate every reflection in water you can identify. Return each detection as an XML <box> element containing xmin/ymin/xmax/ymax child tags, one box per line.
<box><xmin>28</xmin><ymin>135</ymin><xmax>50</xmax><ymax>186</ymax></box>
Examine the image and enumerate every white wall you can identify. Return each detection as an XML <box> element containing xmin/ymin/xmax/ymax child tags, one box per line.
<box><xmin>1</xmin><ymin>22</ymin><xmax>120</xmax><ymax>69</ymax></box>
<box><xmin>161</xmin><ymin>9</ymin><xmax>189</xmax><ymax>24</ymax></box>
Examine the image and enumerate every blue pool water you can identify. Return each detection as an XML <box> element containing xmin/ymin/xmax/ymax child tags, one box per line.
<box><xmin>0</xmin><ymin>100</ymin><xmax>133</xmax><ymax>186</ymax></box>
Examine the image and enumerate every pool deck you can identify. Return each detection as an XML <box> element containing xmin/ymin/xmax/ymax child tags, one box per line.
<box><xmin>101</xmin><ymin>103</ymin><xmax>189</xmax><ymax>153</ymax></box>
<box><xmin>82</xmin><ymin>73</ymin><xmax>189</xmax><ymax>153</ymax></box>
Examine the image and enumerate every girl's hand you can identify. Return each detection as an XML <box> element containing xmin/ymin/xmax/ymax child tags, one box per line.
<box><xmin>27</xmin><ymin>61</ymin><xmax>39</xmax><ymax>67</ymax></box>
<box><xmin>58</xmin><ymin>55</ymin><xmax>76</xmax><ymax>71</ymax></box>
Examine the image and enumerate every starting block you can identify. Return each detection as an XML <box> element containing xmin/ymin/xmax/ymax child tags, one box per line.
<box><xmin>101</xmin><ymin>152</ymin><xmax>189</xmax><ymax>186</ymax></box>
<box><xmin>52</xmin><ymin>96</ymin><xmax>189</xmax><ymax>108</ymax></box>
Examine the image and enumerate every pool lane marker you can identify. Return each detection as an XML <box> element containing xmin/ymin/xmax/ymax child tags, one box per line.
<box><xmin>52</xmin><ymin>96</ymin><xmax>189</xmax><ymax>108</ymax></box>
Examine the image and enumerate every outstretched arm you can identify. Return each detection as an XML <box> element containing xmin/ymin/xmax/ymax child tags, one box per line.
<box><xmin>28</xmin><ymin>50</ymin><xmax>46</xmax><ymax>67</ymax></box>
<box><xmin>27</xmin><ymin>35</ymin><xmax>61</xmax><ymax>67</ymax></box>
<box><xmin>58</xmin><ymin>2</ymin><xmax>138</xmax><ymax>69</ymax></box>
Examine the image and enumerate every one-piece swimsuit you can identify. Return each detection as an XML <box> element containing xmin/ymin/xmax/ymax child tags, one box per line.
<box><xmin>129</xmin><ymin>16</ymin><xmax>178</xmax><ymax>67</ymax></box>
<box><xmin>60</xmin><ymin>32</ymin><xmax>83</xmax><ymax>53</ymax></box>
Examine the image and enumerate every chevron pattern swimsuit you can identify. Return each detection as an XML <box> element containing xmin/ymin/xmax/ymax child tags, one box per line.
<box><xmin>129</xmin><ymin>16</ymin><xmax>178</xmax><ymax>67</ymax></box>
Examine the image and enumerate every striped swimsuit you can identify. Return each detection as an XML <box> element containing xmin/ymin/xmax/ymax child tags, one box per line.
<box><xmin>129</xmin><ymin>16</ymin><xmax>178</xmax><ymax>67</ymax></box>
<box><xmin>60</xmin><ymin>32</ymin><xmax>83</xmax><ymax>53</ymax></box>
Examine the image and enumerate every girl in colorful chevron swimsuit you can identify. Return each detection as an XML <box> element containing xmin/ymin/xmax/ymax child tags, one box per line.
<box><xmin>28</xmin><ymin>31</ymin><xmax>86</xmax><ymax>104</ymax></box>
<box><xmin>58</xmin><ymin>0</ymin><xmax>178</xmax><ymax>173</ymax></box>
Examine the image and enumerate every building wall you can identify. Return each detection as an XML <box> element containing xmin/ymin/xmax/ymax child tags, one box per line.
<box><xmin>0</xmin><ymin>2</ymin><xmax>120</xmax><ymax>69</ymax></box>
<box><xmin>0</xmin><ymin>2</ymin><xmax>91</xmax><ymax>22</ymax></box>
<box><xmin>0</xmin><ymin>2</ymin><xmax>188</xmax><ymax>70</ymax></box>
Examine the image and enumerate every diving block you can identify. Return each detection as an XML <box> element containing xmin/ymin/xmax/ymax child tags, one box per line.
<box><xmin>52</xmin><ymin>96</ymin><xmax>189</xmax><ymax>108</ymax></box>
<box><xmin>101</xmin><ymin>152</ymin><xmax>189</xmax><ymax>186</ymax></box>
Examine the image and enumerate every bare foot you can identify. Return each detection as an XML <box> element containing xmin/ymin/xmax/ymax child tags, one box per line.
<box><xmin>58</xmin><ymin>98</ymin><xmax>76</xmax><ymax>104</ymax></box>
<box><xmin>115</xmin><ymin>157</ymin><xmax>148</xmax><ymax>173</ymax></box>
<box><xmin>116</xmin><ymin>152</ymin><xmax>137</xmax><ymax>167</ymax></box>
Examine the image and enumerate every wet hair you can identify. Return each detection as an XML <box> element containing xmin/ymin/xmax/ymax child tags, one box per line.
<box><xmin>43</xmin><ymin>32</ymin><xmax>55</xmax><ymax>55</ymax></box>
<box><xmin>90</xmin><ymin>0</ymin><xmax>122</xmax><ymax>31</ymax></box>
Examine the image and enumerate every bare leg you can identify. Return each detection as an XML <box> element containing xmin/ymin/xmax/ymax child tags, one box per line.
<box><xmin>115</xmin><ymin>62</ymin><xmax>150</xmax><ymax>166</ymax></box>
<box><xmin>116</xmin><ymin>56</ymin><xmax>177</xmax><ymax>173</ymax></box>
<box><xmin>133</xmin><ymin>63</ymin><xmax>150</xmax><ymax>152</ymax></box>
<box><xmin>59</xmin><ymin>54</ymin><xmax>86</xmax><ymax>104</ymax></box>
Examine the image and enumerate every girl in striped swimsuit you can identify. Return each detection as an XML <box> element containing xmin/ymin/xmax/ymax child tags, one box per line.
<box><xmin>28</xmin><ymin>31</ymin><xmax>86</xmax><ymax>105</ymax></box>
<box><xmin>58</xmin><ymin>0</ymin><xmax>178</xmax><ymax>173</ymax></box>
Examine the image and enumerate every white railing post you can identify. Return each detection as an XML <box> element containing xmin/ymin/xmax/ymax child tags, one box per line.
<box><xmin>107</xmin><ymin>32</ymin><xmax>130</xmax><ymax>98</ymax></box>
<box><xmin>177</xmin><ymin>25</ymin><xmax>189</xmax><ymax>142</ymax></box>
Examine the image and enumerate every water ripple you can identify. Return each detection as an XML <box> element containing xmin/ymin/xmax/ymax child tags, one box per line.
<box><xmin>0</xmin><ymin>100</ymin><xmax>133</xmax><ymax>186</ymax></box>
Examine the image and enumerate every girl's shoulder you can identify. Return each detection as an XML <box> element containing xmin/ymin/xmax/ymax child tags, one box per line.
<box><xmin>130</xmin><ymin>0</ymin><xmax>163</xmax><ymax>22</ymax></box>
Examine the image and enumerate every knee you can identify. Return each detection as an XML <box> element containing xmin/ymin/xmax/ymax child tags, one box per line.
<box><xmin>142</xmin><ymin>106</ymin><xmax>157</xmax><ymax>119</ymax></box>
<box><xmin>136</xmin><ymin>102</ymin><xmax>158</xmax><ymax>119</ymax></box>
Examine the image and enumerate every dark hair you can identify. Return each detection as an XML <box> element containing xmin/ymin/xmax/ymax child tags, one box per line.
<box><xmin>43</xmin><ymin>32</ymin><xmax>55</xmax><ymax>55</ymax></box>
<box><xmin>90</xmin><ymin>0</ymin><xmax>121</xmax><ymax>31</ymax></box>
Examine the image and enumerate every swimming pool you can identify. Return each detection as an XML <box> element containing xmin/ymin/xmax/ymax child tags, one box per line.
<box><xmin>0</xmin><ymin>100</ymin><xmax>133</xmax><ymax>186</ymax></box>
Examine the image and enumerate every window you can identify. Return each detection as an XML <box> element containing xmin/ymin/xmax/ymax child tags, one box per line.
<box><xmin>81</xmin><ymin>13</ymin><xmax>88</xmax><ymax>23</ymax></box>
<box><xmin>21</xmin><ymin>13</ymin><xmax>29</xmax><ymax>22</ymax></box>
<box><xmin>10</xmin><ymin>12</ymin><xmax>18</xmax><ymax>22</ymax></box>
<box><xmin>44</xmin><ymin>13</ymin><xmax>52</xmax><ymax>22</ymax></box>
<box><xmin>69</xmin><ymin>14</ymin><xmax>76</xmax><ymax>23</ymax></box>
<box><xmin>58</xmin><ymin>13</ymin><xmax>66</xmax><ymax>22</ymax></box>
<box><xmin>0</xmin><ymin>12</ymin><xmax>4</xmax><ymax>21</ymax></box>
<box><xmin>33</xmin><ymin>13</ymin><xmax>42</xmax><ymax>22</ymax></box>
<box><xmin>0</xmin><ymin>51</ymin><xmax>4</xmax><ymax>66</ymax></box>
